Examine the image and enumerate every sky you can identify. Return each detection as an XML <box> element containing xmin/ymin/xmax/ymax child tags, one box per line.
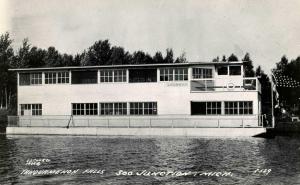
<box><xmin>1</xmin><ymin>0</ymin><xmax>300</xmax><ymax>73</ymax></box>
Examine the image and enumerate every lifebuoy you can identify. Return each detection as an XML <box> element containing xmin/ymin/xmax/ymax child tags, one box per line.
<box><xmin>227</xmin><ymin>83</ymin><xmax>235</xmax><ymax>90</ymax></box>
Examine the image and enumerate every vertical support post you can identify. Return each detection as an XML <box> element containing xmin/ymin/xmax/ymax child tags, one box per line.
<box><xmin>128</xmin><ymin>117</ymin><xmax>131</xmax><ymax>128</ymax></box>
<box><xmin>17</xmin><ymin>73</ymin><xmax>19</xmax><ymax>116</ymax></box>
<box><xmin>126</xmin><ymin>69</ymin><xmax>129</xmax><ymax>83</ymax></box>
<box><xmin>271</xmin><ymin>75</ymin><xmax>275</xmax><ymax>128</ymax></box>
<box><xmin>97</xmin><ymin>70</ymin><xmax>100</xmax><ymax>84</ymax></box>
<box><xmin>256</xmin><ymin>78</ymin><xmax>258</xmax><ymax>91</ymax></box>
<box><xmin>69</xmin><ymin>70</ymin><xmax>72</xmax><ymax>84</ymax></box>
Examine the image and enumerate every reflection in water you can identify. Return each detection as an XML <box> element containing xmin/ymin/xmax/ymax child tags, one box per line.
<box><xmin>0</xmin><ymin>135</ymin><xmax>300</xmax><ymax>184</ymax></box>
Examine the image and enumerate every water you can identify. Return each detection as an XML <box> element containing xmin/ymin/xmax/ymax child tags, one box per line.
<box><xmin>1</xmin><ymin>135</ymin><xmax>300</xmax><ymax>185</ymax></box>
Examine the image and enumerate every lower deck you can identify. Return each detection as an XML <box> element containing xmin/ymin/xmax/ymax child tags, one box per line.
<box><xmin>8</xmin><ymin>114</ymin><xmax>263</xmax><ymax>128</ymax></box>
<box><xmin>7</xmin><ymin>115</ymin><xmax>265</xmax><ymax>137</ymax></box>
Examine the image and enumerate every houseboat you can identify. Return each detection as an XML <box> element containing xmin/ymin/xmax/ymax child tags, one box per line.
<box><xmin>7</xmin><ymin>61</ymin><xmax>266</xmax><ymax>136</ymax></box>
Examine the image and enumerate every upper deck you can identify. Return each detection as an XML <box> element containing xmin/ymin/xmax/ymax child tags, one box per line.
<box><xmin>9</xmin><ymin>61</ymin><xmax>261</xmax><ymax>92</ymax></box>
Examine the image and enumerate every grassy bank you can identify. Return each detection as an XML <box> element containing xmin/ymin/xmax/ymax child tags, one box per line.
<box><xmin>264</xmin><ymin>121</ymin><xmax>300</xmax><ymax>137</ymax></box>
<box><xmin>274</xmin><ymin>122</ymin><xmax>300</xmax><ymax>133</ymax></box>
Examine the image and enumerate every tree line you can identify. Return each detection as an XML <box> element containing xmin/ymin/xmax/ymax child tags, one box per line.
<box><xmin>273</xmin><ymin>56</ymin><xmax>300</xmax><ymax>115</ymax></box>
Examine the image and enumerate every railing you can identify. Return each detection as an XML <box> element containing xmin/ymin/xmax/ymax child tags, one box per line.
<box><xmin>7</xmin><ymin>115</ymin><xmax>263</xmax><ymax>128</ymax></box>
<box><xmin>190</xmin><ymin>77</ymin><xmax>261</xmax><ymax>92</ymax></box>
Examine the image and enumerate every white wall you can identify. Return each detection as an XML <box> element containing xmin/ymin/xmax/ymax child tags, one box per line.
<box><xmin>18</xmin><ymin>80</ymin><xmax>260</xmax><ymax>116</ymax></box>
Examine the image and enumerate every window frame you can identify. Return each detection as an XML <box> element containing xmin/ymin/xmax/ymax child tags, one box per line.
<box><xmin>72</xmin><ymin>103</ymin><xmax>98</xmax><ymax>116</ymax></box>
<box><xmin>44</xmin><ymin>71</ymin><xmax>70</xmax><ymax>85</ymax></box>
<box><xmin>160</xmin><ymin>68</ymin><xmax>173</xmax><ymax>81</ymax></box>
<box><xmin>191</xmin><ymin>101</ymin><xmax>221</xmax><ymax>115</ymax></box>
<box><xmin>217</xmin><ymin>66</ymin><xmax>229</xmax><ymax>76</ymax></box>
<box><xmin>130</xmin><ymin>102</ymin><xmax>157</xmax><ymax>115</ymax></box>
<box><xmin>57</xmin><ymin>71</ymin><xmax>70</xmax><ymax>84</ymax></box>
<box><xmin>174</xmin><ymin>68</ymin><xmax>188</xmax><ymax>81</ymax></box>
<box><xmin>160</xmin><ymin>68</ymin><xmax>188</xmax><ymax>81</ymax></box>
<box><xmin>229</xmin><ymin>65</ymin><xmax>242</xmax><ymax>76</ymax></box>
<box><xmin>30</xmin><ymin>73</ymin><xmax>42</xmax><ymax>85</ymax></box>
<box><xmin>99</xmin><ymin>102</ymin><xmax>128</xmax><ymax>115</ymax></box>
<box><xmin>19</xmin><ymin>73</ymin><xmax>31</xmax><ymax>86</ymax></box>
<box><xmin>225</xmin><ymin>101</ymin><xmax>253</xmax><ymax>115</ymax></box>
<box><xmin>45</xmin><ymin>72</ymin><xmax>57</xmax><ymax>84</ymax></box>
<box><xmin>20</xmin><ymin>104</ymin><xmax>42</xmax><ymax>116</ymax></box>
<box><xmin>192</xmin><ymin>68</ymin><xmax>213</xmax><ymax>79</ymax></box>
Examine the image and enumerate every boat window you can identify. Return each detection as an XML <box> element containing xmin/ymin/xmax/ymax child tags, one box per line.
<box><xmin>19</xmin><ymin>73</ymin><xmax>30</xmax><ymax>86</ymax></box>
<box><xmin>57</xmin><ymin>72</ymin><xmax>69</xmax><ymax>84</ymax></box>
<box><xmin>217</xmin><ymin>66</ymin><xmax>228</xmax><ymax>75</ymax></box>
<box><xmin>99</xmin><ymin>70</ymin><xmax>113</xmax><ymax>82</ymax></box>
<box><xmin>225</xmin><ymin>101</ymin><xmax>252</xmax><ymax>115</ymax></box>
<box><xmin>160</xmin><ymin>68</ymin><xmax>188</xmax><ymax>81</ymax></box>
<box><xmin>229</xmin><ymin>66</ymin><xmax>241</xmax><ymax>76</ymax></box>
<box><xmin>30</xmin><ymin>73</ymin><xmax>42</xmax><ymax>85</ymax></box>
<box><xmin>99</xmin><ymin>102</ymin><xmax>127</xmax><ymax>115</ymax></box>
<box><xmin>45</xmin><ymin>72</ymin><xmax>57</xmax><ymax>84</ymax></box>
<box><xmin>44</xmin><ymin>71</ymin><xmax>69</xmax><ymax>84</ymax></box>
<box><xmin>130</xmin><ymin>102</ymin><xmax>157</xmax><ymax>115</ymax></box>
<box><xmin>114</xmin><ymin>70</ymin><xmax>127</xmax><ymax>82</ymax></box>
<box><xmin>129</xmin><ymin>69</ymin><xmax>157</xmax><ymax>83</ymax></box>
<box><xmin>190</xmin><ymin>80</ymin><xmax>215</xmax><ymax>91</ymax></box>
<box><xmin>71</xmin><ymin>70</ymin><xmax>97</xmax><ymax>84</ymax></box>
<box><xmin>72</xmin><ymin>103</ymin><xmax>98</xmax><ymax>115</ymax></box>
<box><xmin>191</xmin><ymin>102</ymin><xmax>221</xmax><ymax>115</ymax></box>
<box><xmin>20</xmin><ymin>104</ymin><xmax>42</xmax><ymax>116</ymax></box>
<box><xmin>192</xmin><ymin>68</ymin><xmax>213</xmax><ymax>79</ymax></box>
<box><xmin>99</xmin><ymin>69</ymin><xmax>127</xmax><ymax>83</ymax></box>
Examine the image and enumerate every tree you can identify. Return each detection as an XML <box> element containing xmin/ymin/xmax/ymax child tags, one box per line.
<box><xmin>242</xmin><ymin>53</ymin><xmax>255</xmax><ymax>77</ymax></box>
<box><xmin>276</xmin><ymin>55</ymin><xmax>288</xmax><ymax>72</ymax></box>
<box><xmin>61</xmin><ymin>54</ymin><xmax>74</xmax><ymax>66</ymax></box>
<box><xmin>273</xmin><ymin>56</ymin><xmax>300</xmax><ymax>115</ymax></box>
<box><xmin>221</xmin><ymin>55</ymin><xmax>227</xmax><ymax>62</ymax></box>
<box><xmin>175</xmin><ymin>52</ymin><xmax>187</xmax><ymax>63</ymax></box>
<box><xmin>153</xmin><ymin>51</ymin><xmax>164</xmax><ymax>64</ymax></box>
<box><xmin>44</xmin><ymin>47</ymin><xmax>63</xmax><ymax>67</ymax></box>
<box><xmin>256</xmin><ymin>66</ymin><xmax>271</xmax><ymax>117</ymax></box>
<box><xmin>164</xmin><ymin>48</ymin><xmax>174</xmax><ymax>63</ymax></box>
<box><xmin>228</xmin><ymin>54</ymin><xmax>239</xmax><ymax>62</ymax></box>
<box><xmin>130</xmin><ymin>51</ymin><xmax>150</xmax><ymax>64</ymax></box>
<box><xmin>108</xmin><ymin>46</ymin><xmax>131</xmax><ymax>65</ymax></box>
<box><xmin>27</xmin><ymin>47</ymin><xmax>47</xmax><ymax>67</ymax></box>
<box><xmin>12</xmin><ymin>39</ymin><xmax>31</xmax><ymax>68</ymax></box>
<box><xmin>212</xmin><ymin>56</ymin><xmax>219</xmax><ymax>62</ymax></box>
<box><xmin>0</xmin><ymin>32</ymin><xmax>14</xmax><ymax>111</ymax></box>
<box><xmin>85</xmin><ymin>40</ymin><xmax>112</xmax><ymax>66</ymax></box>
<box><xmin>75</xmin><ymin>51</ymin><xmax>87</xmax><ymax>66</ymax></box>
<box><xmin>287</xmin><ymin>56</ymin><xmax>300</xmax><ymax>82</ymax></box>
